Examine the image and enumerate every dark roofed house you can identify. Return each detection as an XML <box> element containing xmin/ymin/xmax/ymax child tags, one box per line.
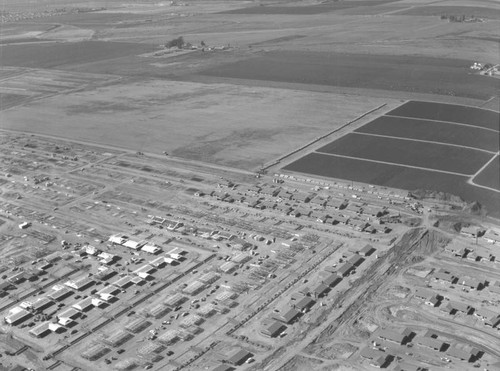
<box><xmin>292</xmin><ymin>295</ymin><xmax>315</xmax><ymax>312</ymax></box>
<box><xmin>261</xmin><ymin>320</ymin><xmax>286</xmax><ymax>338</ymax></box>
<box><xmin>376</xmin><ymin>328</ymin><xmax>412</xmax><ymax>345</ymax></box>
<box><xmin>358</xmin><ymin>244</ymin><xmax>376</xmax><ymax>257</ymax></box>
<box><xmin>446</xmin><ymin>343</ymin><xmax>481</xmax><ymax>362</ymax></box>
<box><xmin>443</xmin><ymin>301</ymin><xmax>474</xmax><ymax>315</ymax></box>
<box><xmin>415</xmin><ymin>336</ymin><xmax>448</xmax><ymax>351</ymax></box>
<box><xmin>433</xmin><ymin>269</ymin><xmax>457</xmax><ymax>284</ymax></box>
<box><xmin>323</xmin><ymin>274</ymin><xmax>342</xmax><ymax>288</ymax></box>
<box><xmin>347</xmin><ymin>254</ymin><xmax>364</xmax><ymax>267</ymax></box>
<box><xmin>273</xmin><ymin>307</ymin><xmax>301</xmax><ymax>324</ymax></box>
<box><xmin>312</xmin><ymin>283</ymin><xmax>329</xmax><ymax>298</ymax></box>
<box><xmin>226</xmin><ymin>348</ymin><xmax>253</xmax><ymax>366</ymax></box>
<box><xmin>336</xmin><ymin>263</ymin><xmax>355</xmax><ymax>277</ymax></box>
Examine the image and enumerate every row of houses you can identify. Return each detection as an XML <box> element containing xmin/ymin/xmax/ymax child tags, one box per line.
<box><xmin>444</xmin><ymin>244</ymin><xmax>500</xmax><ymax>264</ymax></box>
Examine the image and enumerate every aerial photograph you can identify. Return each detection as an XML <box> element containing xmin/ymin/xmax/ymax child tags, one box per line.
<box><xmin>0</xmin><ymin>0</ymin><xmax>498</xmax><ymax>370</ymax></box>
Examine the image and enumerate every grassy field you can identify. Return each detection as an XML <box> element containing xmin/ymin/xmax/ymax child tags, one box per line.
<box><xmin>200</xmin><ymin>51</ymin><xmax>499</xmax><ymax>100</ymax></box>
<box><xmin>283</xmin><ymin>152</ymin><xmax>500</xmax><ymax>216</ymax></box>
<box><xmin>0</xmin><ymin>41</ymin><xmax>156</xmax><ymax>68</ymax></box>
<box><xmin>393</xmin><ymin>5</ymin><xmax>500</xmax><ymax>19</ymax></box>
<box><xmin>355</xmin><ymin>116</ymin><xmax>499</xmax><ymax>151</ymax></box>
<box><xmin>220</xmin><ymin>1</ymin><xmax>397</xmax><ymax>15</ymax></box>
<box><xmin>0</xmin><ymin>79</ymin><xmax>388</xmax><ymax>169</ymax></box>
<box><xmin>474</xmin><ymin>155</ymin><xmax>500</xmax><ymax>190</ymax></box>
<box><xmin>316</xmin><ymin>133</ymin><xmax>493</xmax><ymax>175</ymax></box>
<box><xmin>387</xmin><ymin>101</ymin><xmax>500</xmax><ymax>130</ymax></box>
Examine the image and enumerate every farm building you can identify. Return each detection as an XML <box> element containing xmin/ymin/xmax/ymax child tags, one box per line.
<box><xmin>359</xmin><ymin>347</ymin><xmax>387</xmax><ymax>361</ymax></box>
<box><xmin>4</xmin><ymin>307</ymin><xmax>32</xmax><ymax>325</ymax></box>
<box><xmin>393</xmin><ymin>362</ymin><xmax>428</xmax><ymax>371</ymax></box>
<box><xmin>108</xmin><ymin>235</ymin><xmax>128</xmax><ymax>245</ymax></box>
<box><xmin>312</xmin><ymin>283</ymin><xmax>329</xmax><ymax>298</ymax></box>
<box><xmin>180</xmin><ymin>314</ymin><xmax>204</xmax><ymax>328</ymax></box>
<box><xmin>232</xmin><ymin>253</ymin><xmax>251</xmax><ymax>264</ymax></box>
<box><xmin>123</xmin><ymin>240</ymin><xmax>143</xmax><ymax>250</ymax></box>
<box><xmin>441</xmin><ymin>301</ymin><xmax>474</xmax><ymax>315</ymax></box>
<box><xmin>215</xmin><ymin>291</ymin><xmax>237</xmax><ymax>301</ymax></box>
<box><xmin>483</xmin><ymin>229</ymin><xmax>500</xmax><ymax>244</ymax></box>
<box><xmin>137</xmin><ymin>341</ymin><xmax>165</xmax><ymax>358</ymax></box>
<box><xmin>72</xmin><ymin>297</ymin><xmax>104</xmax><ymax>312</ymax></box>
<box><xmin>261</xmin><ymin>320</ymin><xmax>286</xmax><ymax>338</ymax></box>
<box><xmin>489</xmin><ymin>281</ymin><xmax>500</xmax><ymax>295</ymax></box>
<box><xmin>460</xmin><ymin>226</ymin><xmax>485</xmax><ymax>238</ymax></box>
<box><xmin>197</xmin><ymin>303</ymin><xmax>217</xmax><ymax>318</ymax></box>
<box><xmin>98</xmin><ymin>252</ymin><xmax>116</xmax><ymax>265</ymax></box>
<box><xmin>459</xmin><ymin>277</ymin><xmax>486</xmax><ymax>290</ymax></box>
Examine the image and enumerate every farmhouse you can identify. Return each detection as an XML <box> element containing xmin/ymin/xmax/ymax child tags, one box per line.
<box><xmin>347</xmin><ymin>254</ymin><xmax>364</xmax><ymax>267</ymax></box>
<box><xmin>292</xmin><ymin>295</ymin><xmax>315</xmax><ymax>312</ymax></box>
<box><xmin>97</xmin><ymin>286</ymin><xmax>121</xmax><ymax>301</ymax></box>
<box><xmin>29</xmin><ymin>321</ymin><xmax>63</xmax><ymax>338</ymax></box>
<box><xmin>442</xmin><ymin>301</ymin><xmax>474</xmax><ymax>315</ymax></box>
<box><xmin>358</xmin><ymin>244</ymin><xmax>376</xmax><ymax>256</ymax></box>
<box><xmin>57</xmin><ymin>308</ymin><xmax>81</xmax><ymax>326</ymax></box>
<box><xmin>336</xmin><ymin>262</ymin><xmax>355</xmax><ymax>277</ymax></box>
<box><xmin>112</xmin><ymin>275</ymin><xmax>134</xmax><ymax>289</ymax></box>
<box><xmin>323</xmin><ymin>274</ymin><xmax>342</xmax><ymax>287</ymax></box>
<box><xmin>432</xmin><ymin>269</ymin><xmax>457</xmax><ymax>284</ymax></box>
<box><xmin>141</xmin><ymin>244</ymin><xmax>161</xmax><ymax>254</ymax></box>
<box><xmin>133</xmin><ymin>264</ymin><xmax>155</xmax><ymax>279</ymax></box>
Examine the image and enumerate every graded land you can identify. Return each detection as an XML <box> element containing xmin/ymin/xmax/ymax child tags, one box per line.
<box><xmin>0</xmin><ymin>0</ymin><xmax>499</xmax><ymax>370</ymax></box>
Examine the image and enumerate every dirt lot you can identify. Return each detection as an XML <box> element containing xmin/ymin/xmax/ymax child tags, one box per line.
<box><xmin>316</xmin><ymin>133</ymin><xmax>494</xmax><ymax>175</ymax></box>
<box><xmin>355</xmin><ymin>116</ymin><xmax>499</xmax><ymax>152</ymax></box>
<box><xmin>0</xmin><ymin>79</ymin><xmax>387</xmax><ymax>169</ymax></box>
<box><xmin>200</xmin><ymin>51</ymin><xmax>499</xmax><ymax>100</ymax></box>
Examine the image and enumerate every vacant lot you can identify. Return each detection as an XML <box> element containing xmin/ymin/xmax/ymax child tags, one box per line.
<box><xmin>474</xmin><ymin>156</ymin><xmax>500</xmax><ymax>191</ymax></box>
<box><xmin>0</xmin><ymin>79</ymin><xmax>387</xmax><ymax>169</ymax></box>
<box><xmin>283</xmin><ymin>152</ymin><xmax>500</xmax><ymax>216</ymax></box>
<box><xmin>394</xmin><ymin>5</ymin><xmax>500</xmax><ymax>19</ymax></box>
<box><xmin>355</xmin><ymin>116</ymin><xmax>499</xmax><ymax>152</ymax></box>
<box><xmin>0</xmin><ymin>40</ymin><xmax>156</xmax><ymax>68</ymax></box>
<box><xmin>387</xmin><ymin>101</ymin><xmax>500</xmax><ymax>130</ymax></box>
<box><xmin>316</xmin><ymin>133</ymin><xmax>493</xmax><ymax>175</ymax></box>
<box><xmin>200</xmin><ymin>51</ymin><xmax>499</xmax><ymax>100</ymax></box>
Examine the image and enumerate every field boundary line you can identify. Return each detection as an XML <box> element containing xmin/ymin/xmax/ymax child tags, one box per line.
<box><xmin>468</xmin><ymin>153</ymin><xmax>500</xmax><ymax>193</ymax></box>
<box><xmin>351</xmin><ymin>131</ymin><xmax>498</xmax><ymax>154</ymax></box>
<box><xmin>385</xmin><ymin>114</ymin><xmax>499</xmax><ymax>133</ymax></box>
<box><xmin>393</xmin><ymin>99</ymin><xmax>500</xmax><ymax>114</ymax></box>
<box><xmin>263</xmin><ymin>103</ymin><xmax>387</xmax><ymax>170</ymax></box>
<box><xmin>316</xmin><ymin>152</ymin><xmax>472</xmax><ymax>177</ymax></box>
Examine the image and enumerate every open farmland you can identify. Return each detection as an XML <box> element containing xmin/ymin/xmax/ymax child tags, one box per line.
<box><xmin>393</xmin><ymin>5</ymin><xmax>500</xmax><ymax>19</ymax></box>
<box><xmin>355</xmin><ymin>116</ymin><xmax>500</xmax><ymax>152</ymax></box>
<box><xmin>200</xmin><ymin>51</ymin><xmax>499</xmax><ymax>100</ymax></box>
<box><xmin>0</xmin><ymin>41</ymin><xmax>156</xmax><ymax>69</ymax></box>
<box><xmin>220</xmin><ymin>0</ymin><xmax>398</xmax><ymax>15</ymax></box>
<box><xmin>283</xmin><ymin>100</ymin><xmax>500</xmax><ymax>216</ymax></box>
<box><xmin>316</xmin><ymin>133</ymin><xmax>494</xmax><ymax>175</ymax></box>
<box><xmin>387</xmin><ymin>101</ymin><xmax>500</xmax><ymax>130</ymax></box>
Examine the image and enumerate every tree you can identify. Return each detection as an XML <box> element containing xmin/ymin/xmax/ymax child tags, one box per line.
<box><xmin>200</xmin><ymin>40</ymin><xmax>206</xmax><ymax>47</ymax></box>
<box><xmin>166</xmin><ymin>36</ymin><xmax>184</xmax><ymax>49</ymax></box>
